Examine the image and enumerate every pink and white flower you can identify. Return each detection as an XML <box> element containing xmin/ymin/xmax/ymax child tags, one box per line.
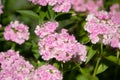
<box><xmin>4</xmin><ymin>21</ymin><xmax>30</xmax><ymax>44</ymax></box>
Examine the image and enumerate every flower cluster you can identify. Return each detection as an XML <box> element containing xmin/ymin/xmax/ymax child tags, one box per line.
<box><xmin>0</xmin><ymin>49</ymin><xmax>34</xmax><ymax>80</ymax></box>
<box><xmin>109</xmin><ymin>4</ymin><xmax>120</xmax><ymax>25</ymax></box>
<box><xmin>110</xmin><ymin>4</ymin><xmax>120</xmax><ymax>13</ymax></box>
<box><xmin>35</xmin><ymin>21</ymin><xmax>87</xmax><ymax>62</ymax></box>
<box><xmin>0</xmin><ymin>50</ymin><xmax>63</xmax><ymax>80</ymax></box>
<box><xmin>29</xmin><ymin>0</ymin><xmax>73</xmax><ymax>12</ymax></box>
<box><xmin>33</xmin><ymin>64</ymin><xmax>63</xmax><ymax>80</ymax></box>
<box><xmin>84</xmin><ymin>10</ymin><xmax>120</xmax><ymax>48</ymax></box>
<box><xmin>0</xmin><ymin>0</ymin><xmax>3</xmax><ymax>15</ymax></box>
<box><xmin>72</xmin><ymin>0</ymin><xmax>103</xmax><ymax>13</ymax></box>
<box><xmin>4</xmin><ymin>21</ymin><xmax>30</xmax><ymax>45</ymax></box>
<box><xmin>35</xmin><ymin>21</ymin><xmax>58</xmax><ymax>38</ymax></box>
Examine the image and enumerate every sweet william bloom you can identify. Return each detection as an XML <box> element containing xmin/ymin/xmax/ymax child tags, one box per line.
<box><xmin>110</xmin><ymin>12</ymin><xmax>120</xmax><ymax>25</ymax></box>
<box><xmin>73</xmin><ymin>42</ymin><xmax>87</xmax><ymax>62</ymax></box>
<box><xmin>33</xmin><ymin>64</ymin><xmax>63</xmax><ymax>80</ymax></box>
<box><xmin>29</xmin><ymin>0</ymin><xmax>48</xmax><ymax>6</ymax></box>
<box><xmin>4</xmin><ymin>21</ymin><xmax>30</xmax><ymax>44</ymax></box>
<box><xmin>35</xmin><ymin>21</ymin><xmax>58</xmax><ymax>38</ymax></box>
<box><xmin>84</xmin><ymin>11</ymin><xmax>110</xmax><ymax>43</ymax></box>
<box><xmin>110</xmin><ymin>4</ymin><xmax>120</xmax><ymax>13</ymax></box>
<box><xmin>85</xmin><ymin>10</ymin><xmax>120</xmax><ymax>49</ymax></box>
<box><xmin>38</xmin><ymin>28</ymin><xmax>87</xmax><ymax>63</ymax></box>
<box><xmin>109</xmin><ymin>4</ymin><xmax>120</xmax><ymax>25</ymax></box>
<box><xmin>29</xmin><ymin>0</ymin><xmax>73</xmax><ymax>12</ymax></box>
<box><xmin>0</xmin><ymin>49</ymin><xmax>34</xmax><ymax>80</ymax></box>
<box><xmin>52</xmin><ymin>0</ymin><xmax>72</xmax><ymax>12</ymax></box>
<box><xmin>72</xmin><ymin>0</ymin><xmax>103</xmax><ymax>13</ymax></box>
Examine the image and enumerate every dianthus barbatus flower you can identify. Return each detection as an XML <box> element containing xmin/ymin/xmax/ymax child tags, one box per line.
<box><xmin>109</xmin><ymin>4</ymin><xmax>120</xmax><ymax>25</ymax></box>
<box><xmin>29</xmin><ymin>0</ymin><xmax>73</xmax><ymax>12</ymax></box>
<box><xmin>35</xmin><ymin>21</ymin><xmax>58</xmax><ymax>38</ymax></box>
<box><xmin>84</xmin><ymin>10</ymin><xmax>120</xmax><ymax>49</ymax></box>
<box><xmin>4</xmin><ymin>21</ymin><xmax>30</xmax><ymax>45</ymax></box>
<box><xmin>72</xmin><ymin>0</ymin><xmax>103</xmax><ymax>13</ymax></box>
<box><xmin>110</xmin><ymin>4</ymin><xmax>120</xmax><ymax>13</ymax></box>
<box><xmin>38</xmin><ymin>28</ymin><xmax>87</xmax><ymax>62</ymax></box>
<box><xmin>33</xmin><ymin>64</ymin><xmax>63</xmax><ymax>80</ymax></box>
<box><xmin>0</xmin><ymin>49</ymin><xmax>34</xmax><ymax>80</ymax></box>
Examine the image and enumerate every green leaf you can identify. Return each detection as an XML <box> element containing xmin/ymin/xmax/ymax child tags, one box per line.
<box><xmin>76</xmin><ymin>75</ymin><xmax>98</xmax><ymax>80</ymax></box>
<box><xmin>105</xmin><ymin>56</ymin><xmax>120</xmax><ymax>65</ymax></box>
<box><xmin>96</xmin><ymin>63</ymin><xmax>108</xmax><ymax>74</ymax></box>
<box><xmin>79</xmin><ymin>66</ymin><xmax>94</xmax><ymax>75</ymax></box>
<box><xmin>79</xmin><ymin>66</ymin><xmax>88</xmax><ymax>75</ymax></box>
<box><xmin>17</xmin><ymin>10</ymin><xmax>39</xmax><ymax>19</ymax></box>
<box><xmin>55</xmin><ymin>13</ymin><xmax>72</xmax><ymax>21</ymax></box>
<box><xmin>80</xmin><ymin>35</ymin><xmax>90</xmax><ymax>44</ymax></box>
<box><xmin>48</xmin><ymin>5</ymin><xmax>55</xmax><ymax>19</ymax></box>
<box><xmin>76</xmin><ymin>75</ymin><xmax>87</xmax><ymax>80</ymax></box>
<box><xmin>32</xmin><ymin>41</ymin><xmax>40</xmax><ymax>59</ymax></box>
<box><xmin>37</xmin><ymin>61</ymin><xmax>45</xmax><ymax>67</ymax></box>
<box><xmin>32</xmin><ymin>50</ymin><xmax>40</xmax><ymax>59</ymax></box>
<box><xmin>38</xmin><ymin>11</ymin><xmax>46</xmax><ymax>24</ymax></box>
<box><xmin>5</xmin><ymin>0</ymin><xmax>31</xmax><ymax>12</ymax></box>
<box><xmin>86</xmin><ymin>47</ymin><xmax>96</xmax><ymax>64</ymax></box>
<box><xmin>53</xmin><ymin>63</ymin><xmax>60</xmax><ymax>69</ymax></box>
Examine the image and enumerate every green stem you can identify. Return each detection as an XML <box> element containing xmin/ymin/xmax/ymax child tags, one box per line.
<box><xmin>61</xmin><ymin>62</ymin><xmax>64</xmax><ymax>74</ymax></box>
<box><xmin>116</xmin><ymin>50</ymin><xmax>120</xmax><ymax>62</ymax></box>
<box><xmin>48</xmin><ymin>5</ymin><xmax>55</xmax><ymax>20</ymax></box>
<box><xmin>38</xmin><ymin>7</ymin><xmax>44</xmax><ymax>24</ymax></box>
<box><xmin>93</xmin><ymin>42</ymin><xmax>103</xmax><ymax>76</ymax></box>
<box><xmin>93</xmin><ymin>57</ymin><xmax>101</xmax><ymax>76</ymax></box>
<box><xmin>74</xmin><ymin>62</ymin><xmax>87</xmax><ymax>75</ymax></box>
<box><xmin>114</xmin><ymin>50</ymin><xmax>120</xmax><ymax>80</ymax></box>
<box><xmin>11</xmin><ymin>43</ymin><xmax>16</xmax><ymax>50</ymax></box>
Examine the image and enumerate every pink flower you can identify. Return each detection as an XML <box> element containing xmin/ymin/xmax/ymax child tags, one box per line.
<box><xmin>38</xmin><ymin>27</ymin><xmax>87</xmax><ymax>62</ymax></box>
<box><xmin>35</xmin><ymin>21</ymin><xmax>58</xmax><ymax>38</ymax></box>
<box><xmin>84</xmin><ymin>11</ymin><xmax>110</xmax><ymax>44</ymax></box>
<box><xmin>73</xmin><ymin>42</ymin><xmax>87</xmax><ymax>62</ymax></box>
<box><xmin>109</xmin><ymin>4</ymin><xmax>120</xmax><ymax>25</ymax></box>
<box><xmin>53</xmin><ymin>0</ymin><xmax>72</xmax><ymax>12</ymax></box>
<box><xmin>0</xmin><ymin>50</ymin><xmax>63</xmax><ymax>80</ymax></box>
<box><xmin>110</xmin><ymin>12</ymin><xmax>120</xmax><ymax>25</ymax></box>
<box><xmin>33</xmin><ymin>64</ymin><xmax>63</xmax><ymax>80</ymax></box>
<box><xmin>0</xmin><ymin>50</ymin><xmax>34</xmax><ymax>80</ymax></box>
<box><xmin>95</xmin><ymin>10</ymin><xmax>109</xmax><ymax>20</ymax></box>
<box><xmin>29</xmin><ymin>0</ymin><xmax>73</xmax><ymax>12</ymax></box>
<box><xmin>84</xmin><ymin>10</ymin><xmax>120</xmax><ymax>49</ymax></box>
<box><xmin>4</xmin><ymin>21</ymin><xmax>30</xmax><ymax>44</ymax></box>
<box><xmin>29</xmin><ymin>0</ymin><xmax>48</xmax><ymax>6</ymax></box>
<box><xmin>110</xmin><ymin>4</ymin><xmax>120</xmax><ymax>13</ymax></box>
<box><xmin>72</xmin><ymin>0</ymin><xmax>103</xmax><ymax>13</ymax></box>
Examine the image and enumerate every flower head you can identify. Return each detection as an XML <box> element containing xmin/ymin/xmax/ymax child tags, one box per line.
<box><xmin>4</xmin><ymin>21</ymin><xmax>30</xmax><ymax>44</ymax></box>
<box><xmin>84</xmin><ymin>10</ymin><xmax>120</xmax><ymax>49</ymax></box>
<box><xmin>35</xmin><ymin>21</ymin><xmax>58</xmax><ymax>38</ymax></box>
<box><xmin>0</xmin><ymin>49</ymin><xmax>34</xmax><ymax>80</ymax></box>
<box><xmin>38</xmin><ymin>28</ymin><xmax>87</xmax><ymax>62</ymax></box>
<box><xmin>72</xmin><ymin>0</ymin><xmax>103</xmax><ymax>13</ymax></box>
<box><xmin>33</xmin><ymin>64</ymin><xmax>63</xmax><ymax>80</ymax></box>
<box><xmin>29</xmin><ymin>0</ymin><xmax>73</xmax><ymax>12</ymax></box>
